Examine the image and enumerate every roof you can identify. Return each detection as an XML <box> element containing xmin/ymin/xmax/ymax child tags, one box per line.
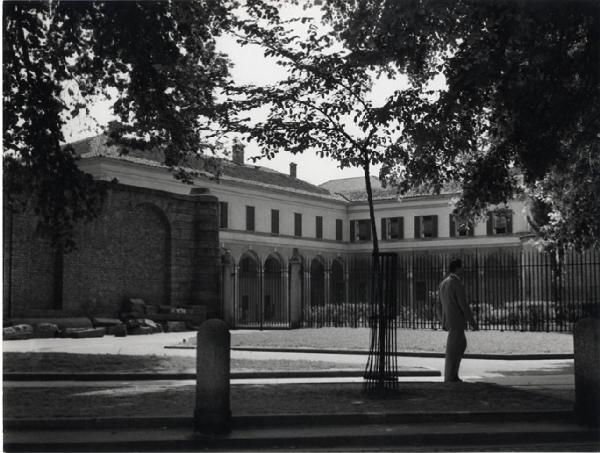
<box><xmin>319</xmin><ymin>174</ymin><xmax>462</xmax><ymax>202</ymax></box>
<box><xmin>70</xmin><ymin>134</ymin><xmax>335</xmax><ymax>198</ymax></box>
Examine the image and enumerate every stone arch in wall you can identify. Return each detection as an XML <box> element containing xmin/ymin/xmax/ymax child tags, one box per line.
<box><xmin>238</xmin><ymin>250</ymin><xmax>260</xmax><ymax>325</ymax></box>
<box><xmin>121</xmin><ymin>202</ymin><xmax>171</xmax><ymax>306</ymax></box>
<box><xmin>330</xmin><ymin>257</ymin><xmax>345</xmax><ymax>304</ymax></box>
<box><xmin>264</xmin><ymin>252</ymin><xmax>286</xmax><ymax>324</ymax></box>
<box><xmin>310</xmin><ymin>255</ymin><xmax>326</xmax><ymax>307</ymax></box>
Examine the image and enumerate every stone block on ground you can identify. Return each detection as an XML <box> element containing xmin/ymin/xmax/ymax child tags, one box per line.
<box><xmin>129</xmin><ymin>326</ymin><xmax>153</xmax><ymax>335</ymax></box>
<box><xmin>574</xmin><ymin>317</ymin><xmax>600</xmax><ymax>426</ymax></box>
<box><xmin>62</xmin><ymin>327</ymin><xmax>106</xmax><ymax>338</ymax></box>
<box><xmin>8</xmin><ymin>317</ymin><xmax>92</xmax><ymax>330</ymax></box>
<box><xmin>91</xmin><ymin>317</ymin><xmax>122</xmax><ymax>328</ymax></box>
<box><xmin>111</xmin><ymin>324</ymin><xmax>127</xmax><ymax>337</ymax></box>
<box><xmin>138</xmin><ymin>318</ymin><xmax>163</xmax><ymax>333</ymax></box>
<box><xmin>166</xmin><ymin>321</ymin><xmax>187</xmax><ymax>332</ymax></box>
<box><xmin>3</xmin><ymin>324</ymin><xmax>34</xmax><ymax>340</ymax></box>
<box><xmin>33</xmin><ymin>322</ymin><xmax>59</xmax><ymax>338</ymax></box>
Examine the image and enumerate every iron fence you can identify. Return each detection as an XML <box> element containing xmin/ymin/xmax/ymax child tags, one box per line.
<box><xmin>301</xmin><ymin>248</ymin><xmax>600</xmax><ymax>331</ymax></box>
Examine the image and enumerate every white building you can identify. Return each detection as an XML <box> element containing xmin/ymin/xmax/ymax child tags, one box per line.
<box><xmin>75</xmin><ymin>135</ymin><xmax>533</xmax><ymax>329</ymax></box>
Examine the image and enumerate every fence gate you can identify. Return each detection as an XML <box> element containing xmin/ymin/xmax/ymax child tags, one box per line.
<box><xmin>235</xmin><ymin>254</ymin><xmax>290</xmax><ymax>329</ymax></box>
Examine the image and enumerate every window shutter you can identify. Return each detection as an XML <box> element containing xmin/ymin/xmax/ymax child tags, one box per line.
<box><xmin>271</xmin><ymin>209</ymin><xmax>279</xmax><ymax>234</ymax></box>
<box><xmin>432</xmin><ymin>215</ymin><xmax>438</xmax><ymax>238</ymax></box>
<box><xmin>381</xmin><ymin>218</ymin><xmax>387</xmax><ymax>240</ymax></box>
<box><xmin>506</xmin><ymin>214</ymin><xmax>513</xmax><ymax>234</ymax></box>
<box><xmin>366</xmin><ymin>220</ymin><xmax>372</xmax><ymax>241</ymax></box>
<box><xmin>414</xmin><ymin>216</ymin><xmax>421</xmax><ymax>238</ymax></box>
<box><xmin>449</xmin><ymin>214</ymin><xmax>456</xmax><ymax>237</ymax></box>
<box><xmin>246</xmin><ymin>206</ymin><xmax>255</xmax><ymax>231</ymax></box>
<box><xmin>350</xmin><ymin>221</ymin><xmax>355</xmax><ymax>243</ymax></box>
<box><xmin>398</xmin><ymin>217</ymin><xmax>404</xmax><ymax>239</ymax></box>
<box><xmin>486</xmin><ymin>214</ymin><xmax>494</xmax><ymax>235</ymax></box>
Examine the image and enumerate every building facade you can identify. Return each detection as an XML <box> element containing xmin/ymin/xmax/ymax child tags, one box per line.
<box><xmin>5</xmin><ymin>134</ymin><xmax>550</xmax><ymax>329</ymax></box>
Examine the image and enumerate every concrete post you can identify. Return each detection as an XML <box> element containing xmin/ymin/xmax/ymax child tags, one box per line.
<box><xmin>221</xmin><ymin>254</ymin><xmax>235</xmax><ymax>327</ymax></box>
<box><xmin>195</xmin><ymin>319</ymin><xmax>231</xmax><ymax>434</ymax></box>
<box><xmin>574</xmin><ymin>318</ymin><xmax>600</xmax><ymax>426</ymax></box>
<box><xmin>289</xmin><ymin>256</ymin><xmax>302</xmax><ymax>327</ymax></box>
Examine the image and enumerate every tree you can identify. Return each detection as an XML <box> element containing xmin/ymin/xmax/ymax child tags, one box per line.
<box><xmin>3</xmin><ymin>0</ymin><xmax>233</xmax><ymax>250</ymax></box>
<box><xmin>229</xmin><ymin>1</ymin><xmax>414</xmax><ymax>390</ymax></box>
<box><xmin>322</xmin><ymin>0</ymin><xmax>600</xmax><ymax>251</ymax></box>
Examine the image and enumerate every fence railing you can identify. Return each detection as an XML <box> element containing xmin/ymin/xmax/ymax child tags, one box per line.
<box><xmin>301</xmin><ymin>248</ymin><xmax>600</xmax><ymax>332</ymax></box>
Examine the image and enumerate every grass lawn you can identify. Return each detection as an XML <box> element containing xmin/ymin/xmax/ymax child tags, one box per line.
<box><xmin>228</xmin><ymin>328</ymin><xmax>574</xmax><ymax>355</ymax></box>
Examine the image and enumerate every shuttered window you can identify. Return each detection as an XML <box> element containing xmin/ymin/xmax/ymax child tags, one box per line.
<box><xmin>294</xmin><ymin>213</ymin><xmax>302</xmax><ymax>237</ymax></box>
<box><xmin>486</xmin><ymin>213</ymin><xmax>513</xmax><ymax>235</ymax></box>
<box><xmin>381</xmin><ymin>217</ymin><xmax>404</xmax><ymax>240</ymax></box>
<box><xmin>414</xmin><ymin>215</ymin><xmax>438</xmax><ymax>238</ymax></box>
<box><xmin>336</xmin><ymin>219</ymin><xmax>343</xmax><ymax>241</ymax></box>
<box><xmin>271</xmin><ymin>209</ymin><xmax>279</xmax><ymax>235</ymax></box>
<box><xmin>350</xmin><ymin>219</ymin><xmax>371</xmax><ymax>242</ymax></box>
<box><xmin>316</xmin><ymin>216</ymin><xmax>323</xmax><ymax>239</ymax></box>
<box><xmin>246</xmin><ymin>206</ymin><xmax>255</xmax><ymax>231</ymax></box>
<box><xmin>449</xmin><ymin>214</ymin><xmax>474</xmax><ymax>237</ymax></box>
<box><xmin>219</xmin><ymin>202</ymin><xmax>228</xmax><ymax>229</ymax></box>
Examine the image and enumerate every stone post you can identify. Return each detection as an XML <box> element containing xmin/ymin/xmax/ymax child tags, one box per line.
<box><xmin>221</xmin><ymin>254</ymin><xmax>235</xmax><ymax>327</ymax></box>
<box><xmin>289</xmin><ymin>256</ymin><xmax>302</xmax><ymax>327</ymax></box>
<box><xmin>195</xmin><ymin>319</ymin><xmax>231</xmax><ymax>434</ymax></box>
<box><xmin>574</xmin><ymin>318</ymin><xmax>600</xmax><ymax>426</ymax></box>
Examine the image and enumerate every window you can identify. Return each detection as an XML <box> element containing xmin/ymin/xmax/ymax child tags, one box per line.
<box><xmin>414</xmin><ymin>215</ymin><xmax>438</xmax><ymax>238</ymax></box>
<box><xmin>294</xmin><ymin>213</ymin><xmax>302</xmax><ymax>237</ymax></box>
<box><xmin>487</xmin><ymin>212</ymin><xmax>513</xmax><ymax>235</ymax></box>
<box><xmin>350</xmin><ymin>219</ymin><xmax>371</xmax><ymax>242</ymax></box>
<box><xmin>449</xmin><ymin>214</ymin><xmax>474</xmax><ymax>237</ymax></box>
<box><xmin>219</xmin><ymin>202</ymin><xmax>228</xmax><ymax>229</ymax></box>
<box><xmin>335</xmin><ymin>219</ymin><xmax>343</xmax><ymax>241</ymax></box>
<box><xmin>381</xmin><ymin>217</ymin><xmax>404</xmax><ymax>240</ymax></box>
<box><xmin>316</xmin><ymin>216</ymin><xmax>323</xmax><ymax>239</ymax></box>
<box><xmin>245</xmin><ymin>206</ymin><xmax>255</xmax><ymax>231</ymax></box>
<box><xmin>271</xmin><ymin>209</ymin><xmax>279</xmax><ymax>235</ymax></box>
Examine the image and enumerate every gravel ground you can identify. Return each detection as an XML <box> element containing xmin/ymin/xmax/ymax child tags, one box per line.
<box><xmin>3</xmin><ymin>382</ymin><xmax>573</xmax><ymax>419</ymax></box>
<box><xmin>3</xmin><ymin>352</ymin><xmax>364</xmax><ymax>374</ymax></box>
<box><xmin>227</xmin><ymin>328</ymin><xmax>574</xmax><ymax>355</ymax></box>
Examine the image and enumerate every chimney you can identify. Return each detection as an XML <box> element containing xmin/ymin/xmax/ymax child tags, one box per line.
<box><xmin>232</xmin><ymin>138</ymin><xmax>244</xmax><ymax>165</ymax></box>
<box><xmin>290</xmin><ymin>162</ymin><xmax>297</xmax><ymax>178</ymax></box>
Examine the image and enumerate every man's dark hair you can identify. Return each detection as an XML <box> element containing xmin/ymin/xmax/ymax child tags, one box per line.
<box><xmin>449</xmin><ymin>259</ymin><xmax>462</xmax><ymax>273</ymax></box>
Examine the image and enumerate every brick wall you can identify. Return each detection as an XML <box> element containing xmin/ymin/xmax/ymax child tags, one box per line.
<box><xmin>3</xmin><ymin>183</ymin><xmax>220</xmax><ymax>318</ymax></box>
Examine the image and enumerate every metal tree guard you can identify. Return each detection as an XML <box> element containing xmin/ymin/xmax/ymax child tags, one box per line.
<box><xmin>364</xmin><ymin>252</ymin><xmax>399</xmax><ymax>392</ymax></box>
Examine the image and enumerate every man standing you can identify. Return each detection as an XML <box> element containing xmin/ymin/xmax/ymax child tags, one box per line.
<box><xmin>438</xmin><ymin>259</ymin><xmax>479</xmax><ymax>382</ymax></box>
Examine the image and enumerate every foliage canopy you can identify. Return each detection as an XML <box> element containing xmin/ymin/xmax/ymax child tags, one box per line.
<box><xmin>323</xmin><ymin>0</ymin><xmax>600</xmax><ymax>250</ymax></box>
<box><xmin>3</xmin><ymin>0</ymin><xmax>232</xmax><ymax>249</ymax></box>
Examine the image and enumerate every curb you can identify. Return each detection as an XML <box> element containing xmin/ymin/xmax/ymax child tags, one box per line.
<box><xmin>3</xmin><ymin>368</ymin><xmax>440</xmax><ymax>381</ymax></box>
<box><xmin>169</xmin><ymin>345</ymin><xmax>574</xmax><ymax>360</ymax></box>
<box><xmin>4</xmin><ymin>409</ymin><xmax>576</xmax><ymax>430</ymax></box>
